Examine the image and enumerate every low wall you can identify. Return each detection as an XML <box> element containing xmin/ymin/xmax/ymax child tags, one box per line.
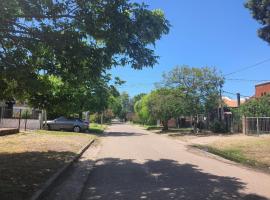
<box><xmin>0</xmin><ymin>128</ymin><xmax>19</xmax><ymax>136</ymax></box>
<box><xmin>0</xmin><ymin>118</ymin><xmax>41</xmax><ymax>130</ymax></box>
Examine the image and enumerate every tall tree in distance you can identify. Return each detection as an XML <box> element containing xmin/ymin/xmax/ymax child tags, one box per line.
<box><xmin>161</xmin><ymin>66</ymin><xmax>224</xmax><ymax>113</ymax></box>
<box><xmin>119</xmin><ymin>92</ymin><xmax>130</xmax><ymax>121</ymax></box>
<box><xmin>245</xmin><ymin>0</ymin><xmax>270</xmax><ymax>44</ymax></box>
<box><xmin>160</xmin><ymin>66</ymin><xmax>224</xmax><ymax>131</ymax></box>
<box><xmin>147</xmin><ymin>88</ymin><xmax>184</xmax><ymax>131</ymax></box>
<box><xmin>134</xmin><ymin>94</ymin><xmax>151</xmax><ymax>125</ymax></box>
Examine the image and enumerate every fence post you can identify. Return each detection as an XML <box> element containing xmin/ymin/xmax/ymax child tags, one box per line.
<box><xmin>18</xmin><ymin>109</ymin><xmax>22</xmax><ymax>130</ymax></box>
<box><xmin>256</xmin><ymin>117</ymin><xmax>260</xmax><ymax>135</ymax></box>
<box><xmin>43</xmin><ymin>110</ymin><xmax>47</xmax><ymax>130</ymax></box>
<box><xmin>39</xmin><ymin>112</ymin><xmax>43</xmax><ymax>129</ymax></box>
<box><xmin>242</xmin><ymin>116</ymin><xmax>246</xmax><ymax>135</ymax></box>
<box><xmin>24</xmin><ymin>110</ymin><xmax>28</xmax><ymax>131</ymax></box>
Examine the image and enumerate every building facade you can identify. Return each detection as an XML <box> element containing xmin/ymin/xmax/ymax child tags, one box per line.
<box><xmin>255</xmin><ymin>82</ymin><xmax>270</xmax><ymax>97</ymax></box>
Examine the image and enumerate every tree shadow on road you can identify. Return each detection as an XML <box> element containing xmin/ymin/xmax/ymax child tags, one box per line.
<box><xmin>81</xmin><ymin>158</ymin><xmax>268</xmax><ymax>200</ymax></box>
<box><xmin>100</xmin><ymin>131</ymin><xmax>146</xmax><ymax>137</ymax></box>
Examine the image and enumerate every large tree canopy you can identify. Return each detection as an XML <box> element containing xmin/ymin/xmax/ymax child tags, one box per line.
<box><xmin>245</xmin><ymin>0</ymin><xmax>270</xmax><ymax>44</ymax></box>
<box><xmin>160</xmin><ymin>66</ymin><xmax>224</xmax><ymax>117</ymax></box>
<box><xmin>0</xmin><ymin>0</ymin><xmax>170</xmax><ymax>105</ymax></box>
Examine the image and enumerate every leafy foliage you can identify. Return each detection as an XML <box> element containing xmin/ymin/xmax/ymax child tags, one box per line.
<box><xmin>0</xmin><ymin>0</ymin><xmax>170</xmax><ymax>115</ymax></box>
<box><xmin>134</xmin><ymin>66</ymin><xmax>224</xmax><ymax>130</ymax></box>
<box><xmin>118</xmin><ymin>92</ymin><xmax>131</xmax><ymax>120</ymax></box>
<box><xmin>245</xmin><ymin>0</ymin><xmax>270</xmax><ymax>44</ymax></box>
<box><xmin>147</xmin><ymin>88</ymin><xmax>184</xmax><ymax>130</ymax></box>
<box><xmin>240</xmin><ymin>95</ymin><xmax>270</xmax><ymax>117</ymax></box>
<box><xmin>134</xmin><ymin>94</ymin><xmax>152</xmax><ymax>124</ymax></box>
<box><xmin>209</xmin><ymin>120</ymin><xmax>229</xmax><ymax>133</ymax></box>
<box><xmin>160</xmin><ymin>66</ymin><xmax>224</xmax><ymax>117</ymax></box>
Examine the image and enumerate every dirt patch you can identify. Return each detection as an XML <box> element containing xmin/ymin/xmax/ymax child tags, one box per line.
<box><xmin>0</xmin><ymin>131</ymin><xmax>96</xmax><ymax>200</ymax></box>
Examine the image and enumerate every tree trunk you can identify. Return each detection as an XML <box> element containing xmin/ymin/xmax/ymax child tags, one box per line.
<box><xmin>162</xmin><ymin>120</ymin><xmax>169</xmax><ymax>131</ymax></box>
<box><xmin>176</xmin><ymin>117</ymin><xmax>181</xmax><ymax>128</ymax></box>
<box><xmin>101</xmin><ymin>111</ymin><xmax>104</xmax><ymax>124</ymax></box>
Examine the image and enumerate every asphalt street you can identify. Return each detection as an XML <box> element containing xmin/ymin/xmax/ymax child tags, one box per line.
<box><xmin>80</xmin><ymin>123</ymin><xmax>270</xmax><ymax>200</ymax></box>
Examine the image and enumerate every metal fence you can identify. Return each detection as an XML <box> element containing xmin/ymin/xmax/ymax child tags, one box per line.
<box><xmin>244</xmin><ymin>117</ymin><xmax>270</xmax><ymax>134</ymax></box>
<box><xmin>0</xmin><ymin>107</ymin><xmax>42</xmax><ymax>130</ymax></box>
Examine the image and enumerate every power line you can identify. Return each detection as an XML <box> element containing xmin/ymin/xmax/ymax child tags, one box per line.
<box><xmin>224</xmin><ymin>58</ymin><xmax>270</xmax><ymax>77</ymax></box>
<box><xmin>226</xmin><ymin>78</ymin><xmax>270</xmax><ymax>82</ymax></box>
<box><xmin>223</xmin><ymin>90</ymin><xmax>251</xmax><ymax>98</ymax></box>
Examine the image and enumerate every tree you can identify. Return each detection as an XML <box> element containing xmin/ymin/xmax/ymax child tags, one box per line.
<box><xmin>108</xmin><ymin>95</ymin><xmax>122</xmax><ymax>117</ymax></box>
<box><xmin>119</xmin><ymin>92</ymin><xmax>130</xmax><ymax>120</ymax></box>
<box><xmin>134</xmin><ymin>94</ymin><xmax>151</xmax><ymax>124</ymax></box>
<box><xmin>245</xmin><ymin>0</ymin><xmax>270</xmax><ymax>44</ymax></box>
<box><xmin>0</xmin><ymin>0</ymin><xmax>170</xmax><ymax>108</ymax></box>
<box><xmin>133</xmin><ymin>93</ymin><xmax>147</xmax><ymax>103</ymax></box>
<box><xmin>27</xmin><ymin>73</ymin><xmax>120</xmax><ymax>118</ymax></box>
<box><xmin>128</xmin><ymin>93</ymin><xmax>146</xmax><ymax>113</ymax></box>
<box><xmin>147</xmin><ymin>88</ymin><xmax>184</xmax><ymax>131</ymax></box>
<box><xmin>160</xmin><ymin>66</ymin><xmax>224</xmax><ymax>131</ymax></box>
<box><xmin>240</xmin><ymin>95</ymin><xmax>270</xmax><ymax>117</ymax></box>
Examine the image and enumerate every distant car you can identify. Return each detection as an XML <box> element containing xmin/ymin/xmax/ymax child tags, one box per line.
<box><xmin>43</xmin><ymin>117</ymin><xmax>89</xmax><ymax>132</ymax></box>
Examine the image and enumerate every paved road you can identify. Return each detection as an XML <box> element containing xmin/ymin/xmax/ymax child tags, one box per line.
<box><xmin>80</xmin><ymin>124</ymin><xmax>270</xmax><ymax>200</ymax></box>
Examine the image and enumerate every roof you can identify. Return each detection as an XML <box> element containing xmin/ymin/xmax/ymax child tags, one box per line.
<box><xmin>222</xmin><ymin>96</ymin><xmax>246</xmax><ymax>108</ymax></box>
<box><xmin>255</xmin><ymin>81</ymin><xmax>270</xmax><ymax>87</ymax></box>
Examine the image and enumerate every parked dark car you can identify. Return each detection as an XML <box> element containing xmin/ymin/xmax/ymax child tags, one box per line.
<box><xmin>43</xmin><ymin>117</ymin><xmax>89</xmax><ymax>132</ymax></box>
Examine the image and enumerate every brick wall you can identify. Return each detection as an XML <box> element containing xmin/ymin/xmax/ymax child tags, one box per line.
<box><xmin>255</xmin><ymin>82</ymin><xmax>270</xmax><ymax>97</ymax></box>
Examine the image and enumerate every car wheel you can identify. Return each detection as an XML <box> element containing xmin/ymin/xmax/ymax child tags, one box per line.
<box><xmin>73</xmin><ymin>126</ymin><xmax>81</xmax><ymax>133</ymax></box>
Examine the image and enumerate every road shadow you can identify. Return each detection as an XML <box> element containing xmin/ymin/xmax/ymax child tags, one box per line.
<box><xmin>100</xmin><ymin>131</ymin><xmax>146</xmax><ymax>137</ymax></box>
<box><xmin>0</xmin><ymin>151</ymin><xmax>76</xmax><ymax>200</ymax></box>
<box><xmin>81</xmin><ymin>158</ymin><xmax>268</xmax><ymax>200</ymax></box>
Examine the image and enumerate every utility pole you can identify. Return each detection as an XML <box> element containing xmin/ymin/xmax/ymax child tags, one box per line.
<box><xmin>237</xmin><ymin>93</ymin><xmax>241</xmax><ymax>107</ymax></box>
<box><xmin>220</xmin><ymin>84</ymin><xmax>224</xmax><ymax>121</ymax></box>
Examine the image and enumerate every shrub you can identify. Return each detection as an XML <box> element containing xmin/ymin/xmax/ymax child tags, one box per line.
<box><xmin>210</xmin><ymin>120</ymin><xmax>229</xmax><ymax>133</ymax></box>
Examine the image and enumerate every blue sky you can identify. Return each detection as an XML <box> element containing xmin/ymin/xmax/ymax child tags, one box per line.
<box><xmin>109</xmin><ymin>0</ymin><xmax>270</xmax><ymax>98</ymax></box>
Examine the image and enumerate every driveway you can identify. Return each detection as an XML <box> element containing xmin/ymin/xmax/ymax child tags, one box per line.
<box><xmin>80</xmin><ymin>124</ymin><xmax>270</xmax><ymax>200</ymax></box>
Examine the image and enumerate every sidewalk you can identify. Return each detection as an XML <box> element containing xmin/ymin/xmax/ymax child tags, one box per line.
<box><xmin>42</xmin><ymin>141</ymin><xmax>101</xmax><ymax>200</ymax></box>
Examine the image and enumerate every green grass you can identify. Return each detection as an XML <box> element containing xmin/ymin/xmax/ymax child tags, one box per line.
<box><xmin>194</xmin><ymin>145</ymin><xmax>260</xmax><ymax>167</ymax></box>
<box><xmin>193</xmin><ymin>136</ymin><xmax>270</xmax><ymax>170</ymax></box>
<box><xmin>144</xmin><ymin>125</ymin><xmax>163</xmax><ymax>130</ymax></box>
<box><xmin>89</xmin><ymin>123</ymin><xmax>107</xmax><ymax>134</ymax></box>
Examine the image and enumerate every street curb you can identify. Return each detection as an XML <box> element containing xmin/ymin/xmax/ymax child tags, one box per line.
<box><xmin>30</xmin><ymin>139</ymin><xmax>95</xmax><ymax>200</ymax></box>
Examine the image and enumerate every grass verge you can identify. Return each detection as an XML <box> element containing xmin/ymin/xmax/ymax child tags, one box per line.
<box><xmin>193</xmin><ymin>135</ymin><xmax>270</xmax><ymax>171</ymax></box>
<box><xmin>89</xmin><ymin>123</ymin><xmax>107</xmax><ymax>134</ymax></box>
<box><xmin>0</xmin><ymin>130</ymin><xmax>96</xmax><ymax>200</ymax></box>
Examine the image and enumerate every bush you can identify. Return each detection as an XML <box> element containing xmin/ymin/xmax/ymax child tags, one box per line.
<box><xmin>90</xmin><ymin>113</ymin><xmax>100</xmax><ymax>123</ymax></box>
<box><xmin>210</xmin><ymin>120</ymin><xmax>229</xmax><ymax>133</ymax></box>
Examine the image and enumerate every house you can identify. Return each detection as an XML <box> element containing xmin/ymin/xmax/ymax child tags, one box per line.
<box><xmin>255</xmin><ymin>82</ymin><xmax>270</xmax><ymax>97</ymax></box>
<box><xmin>222</xmin><ymin>96</ymin><xmax>246</xmax><ymax>108</ymax></box>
